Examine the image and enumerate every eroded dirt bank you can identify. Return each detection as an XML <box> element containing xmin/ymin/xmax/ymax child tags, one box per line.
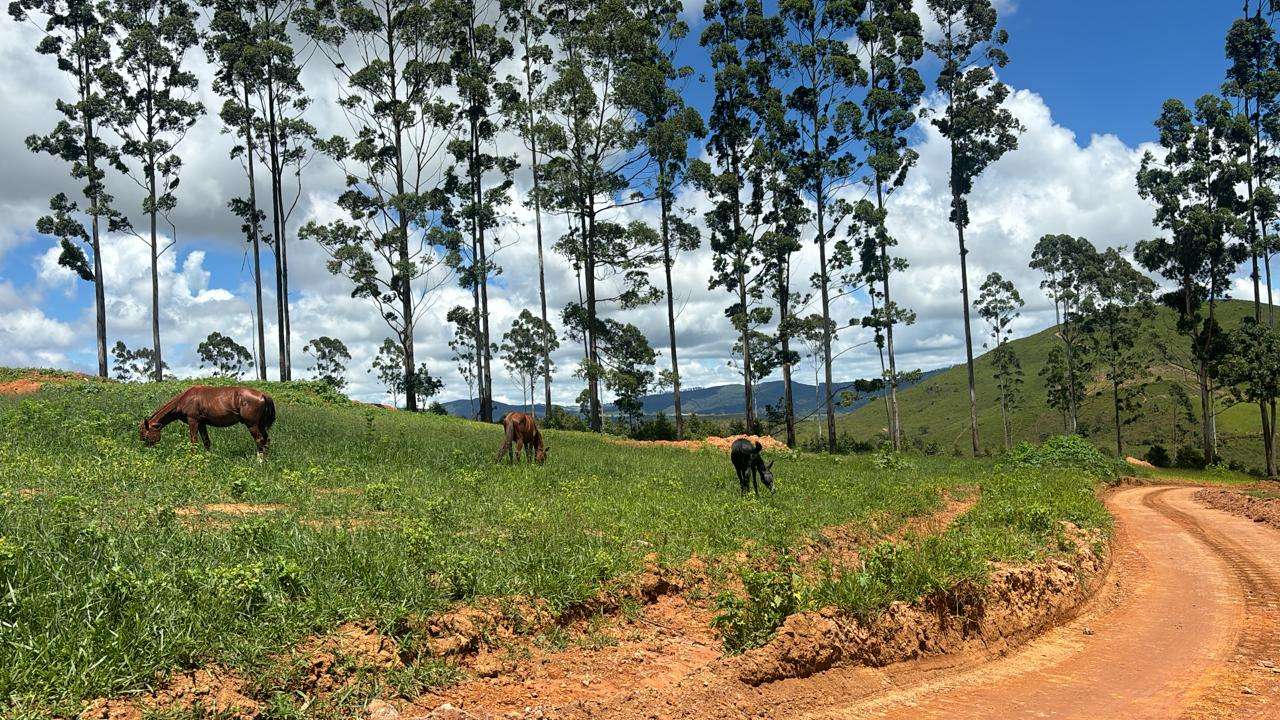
<box><xmin>1195</xmin><ymin>486</ymin><xmax>1280</xmax><ymax>533</ymax></box>
<box><xmin>792</xmin><ymin>486</ymin><xmax>1280</xmax><ymax>720</ymax></box>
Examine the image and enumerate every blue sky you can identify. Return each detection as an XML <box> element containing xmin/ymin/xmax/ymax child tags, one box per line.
<box><xmin>0</xmin><ymin>0</ymin><xmax>1261</xmax><ymax>402</ymax></box>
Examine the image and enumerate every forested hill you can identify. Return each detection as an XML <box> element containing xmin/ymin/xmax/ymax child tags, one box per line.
<box><xmin>441</xmin><ymin>373</ymin><xmax>941</xmax><ymax>421</ymax></box>
<box><xmin>836</xmin><ymin>299</ymin><xmax>1269</xmax><ymax>470</ymax></box>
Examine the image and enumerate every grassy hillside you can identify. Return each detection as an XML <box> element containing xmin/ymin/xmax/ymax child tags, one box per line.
<box><xmin>0</xmin><ymin>373</ymin><xmax>1110</xmax><ymax>716</ymax></box>
<box><xmin>834</xmin><ymin>299</ymin><xmax>1269</xmax><ymax>470</ymax></box>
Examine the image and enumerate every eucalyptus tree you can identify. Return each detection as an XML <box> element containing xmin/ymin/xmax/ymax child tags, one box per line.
<box><xmin>628</xmin><ymin>8</ymin><xmax>705</xmax><ymax>440</ymax></box>
<box><xmin>106</xmin><ymin>0</ymin><xmax>203</xmax><ymax>381</ymax></box>
<box><xmin>303</xmin><ymin>336</ymin><xmax>350</xmax><ymax>390</ymax></box>
<box><xmin>757</xmin><ymin>88</ymin><xmax>809</xmax><ymax>448</ymax></box>
<box><xmin>975</xmin><ymin>272</ymin><xmax>1021</xmax><ymax>450</ymax></box>
<box><xmin>924</xmin><ymin>0</ymin><xmax>1022</xmax><ymax>455</ymax></box>
<box><xmin>500</xmin><ymin>0</ymin><xmax>555</xmax><ymax>415</ymax></box>
<box><xmin>779</xmin><ymin>0</ymin><xmax>864</xmax><ymax>452</ymax></box>
<box><xmin>1136</xmin><ymin>95</ymin><xmax>1251</xmax><ymax>465</ymax></box>
<box><xmin>599</xmin><ymin>320</ymin><xmax>657</xmax><ymax>428</ymax></box>
<box><xmin>1224</xmin><ymin>4</ymin><xmax>1280</xmax><ymax>465</ymax></box>
<box><xmin>447</xmin><ymin>305</ymin><xmax>482</xmax><ymax>417</ymax></box>
<box><xmin>437</xmin><ymin>0</ymin><xmax>516</xmax><ymax>423</ymax></box>
<box><xmin>204</xmin><ymin>0</ymin><xmax>269</xmax><ymax>379</ymax></box>
<box><xmin>370</xmin><ymin>338</ymin><xmax>406</xmax><ymax>407</ymax></box>
<box><xmin>197</xmin><ymin>331</ymin><xmax>255</xmax><ymax>378</ymax></box>
<box><xmin>246</xmin><ymin>0</ymin><xmax>315</xmax><ymax>381</ymax></box>
<box><xmin>11</xmin><ymin>0</ymin><xmax>127</xmax><ymax>378</ymax></box>
<box><xmin>297</xmin><ymin>0</ymin><xmax>457</xmax><ymax>413</ymax></box>
<box><xmin>501</xmin><ymin>308</ymin><xmax>559</xmax><ymax>415</ymax></box>
<box><xmin>1029</xmin><ymin>233</ymin><xmax>1098</xmax><ymax>434</ymax></box>
<box><xmin>1080</xmin><ymin>248</ymin><xmax>1157</xmax><ymax>459</ymax></box>
<box><xmin>851</xmin><ymin>0</ymin><xmax>924</xmax><ymax>450</ymax></box>
<box><xmin>695</xmin><ymin>0</ymin><xmax>784</xmax><ymax>432</ymax></box>
<box><xmin>536</xmin><ymin>0</ymin><xmax>678</xmax><ymax>431</ymax></box>
<box><xmin>1220</xmin><ymin>318</ymin><xmax>1280</xmax><ymax>477</ymax></box>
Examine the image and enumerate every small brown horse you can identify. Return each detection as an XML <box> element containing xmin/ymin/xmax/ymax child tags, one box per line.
<box><xmin>140</xmin><ymin>386</ymin><xmax>276</xmax><ymax>460</ymax></box>
<box><xmin>495</xmin><ymin>411</ymin><xmax>548</xmax><ymax>464</ymax></box>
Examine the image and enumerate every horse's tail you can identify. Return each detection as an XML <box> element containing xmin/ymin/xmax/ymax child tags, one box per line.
<box><xmin>260</xmin><ymin>395</ymin><xmax>277</xmax><ymax>431</ymax></box>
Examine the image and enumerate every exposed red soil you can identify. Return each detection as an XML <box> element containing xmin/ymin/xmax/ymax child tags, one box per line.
<box><xmin>0</xmin><ymin>378</ymin><xmax>43</xmax><ymax>395</ymax></box>
<box><xmin>79</xmin><ymin>668</ymin><xmax>257</xmax><ymax>720</ymax></box>
<box><xmin>609</xmin><ymin>434</ymin><xmax>790</xmax><ymax>453</ymax></box>
<box><xmin>1195</xmin><ymin>486</ymin><xmax>1280</xmax><ymax>532</ymax></box>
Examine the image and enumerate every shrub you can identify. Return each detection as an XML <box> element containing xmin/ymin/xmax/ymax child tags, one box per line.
<box><xmin>1144</xmin><ymin>444</ymin><xmax>1171</xmax><ymax>468</ymax></box>
<box><xmin>1174</xmin><ymin>444</ymin><xmax>1206</xmax><ymax>470</ymax></box>
<box><xmin>712</xmin><ymin>557</ymin><xmax>802</xmax><ymax>654</ymax></box>
<box><xmin>543</xmin><ymin>406</ymin><xmax>588</xmax><ymax>432</ymax></box>
<box><xmin>1001</xmin><ymin>435</ymin><xmax>1118</xmax><ymax>480</ymax></box>
<box><xmin>426</xmin><ymin>401</ymin><xmax>448</xmax><ymax>415</ymax></box>
<box><xmin>629</xmin><ymin>412</ymin><xmax>677</xmax><ymax>441</ymax></box>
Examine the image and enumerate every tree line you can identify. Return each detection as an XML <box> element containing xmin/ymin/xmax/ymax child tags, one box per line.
<box><xmin>15</xmin><ymin>0</ymin><xmax>1280</xmax><ymax>472</ymax></box>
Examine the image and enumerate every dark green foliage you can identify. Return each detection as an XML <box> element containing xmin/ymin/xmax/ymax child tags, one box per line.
<box><xmin>1145</xmin><ymin>444</ymin><xmax>1172</xmax><ymax>468</ymax></box>
<box><xmin>1136</xmin><ymin>94</ymin><xmax>1252</xmax><ymax>464</ymax></box>
<box><xmin>110</xmin><ymin>341</ymin><xmax>171</xmax><ymax>382</ymax></box>
<box><xmin>302</xmin><ymin>336</ymin><xmax>350</xmax><ymax>391</ymax></box>
<box><xmin>500</xmin><ymin>309</ymin><xmax>559</xmax><ymax>413</ymax></box>
<box><xmin>197</xmin><ymin>332</ymin><xmax>255</xmax><ymax>379</ymax></box>
<box><xmin>1175</xmin><ymin>444</ymin><xmax>1208</xmax><ymax>470</ymax></box>
<box><xmin>713</xmin><ymin>556</ymin><xmax>801</xmax><ymax>654</ymax></box>
<box><xmin>1001</xmin><ymin>435</ymin><xmax>1119</xmax><ymax>481</ymax></box>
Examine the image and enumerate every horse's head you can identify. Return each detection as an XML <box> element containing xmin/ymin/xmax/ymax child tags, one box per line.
<box><xmin>139</xmin><ymin>419</ymin><xmax>162</xmax><ymax>446</ymax></box>
<box><xmin>536</xmin><ymin>444</ymin><xmax>549</xmax><ymax>464</ymax></box>
<box><xmin>759</xmin><ymin>459</ymin><xmax>776</xmax><ymax>492</ymax></box>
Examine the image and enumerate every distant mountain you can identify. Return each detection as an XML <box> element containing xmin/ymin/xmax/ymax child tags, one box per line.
<box><xmin>438</xmin><ymin>372</ymin><xmax>940</xmax><ymax>421</ymax></box>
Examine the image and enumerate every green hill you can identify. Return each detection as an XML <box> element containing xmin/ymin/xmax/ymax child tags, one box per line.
<box><xmin>836</xmin><ymin>299</ymin><xmax>1272</xmax><ymax>472</ymax></box>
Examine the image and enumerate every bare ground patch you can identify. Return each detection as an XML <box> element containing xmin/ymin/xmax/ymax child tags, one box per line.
<box><xmin>1195</xmin><ymin>487</ymin><xmax>1280</xmax><ymax>531</ymax></box>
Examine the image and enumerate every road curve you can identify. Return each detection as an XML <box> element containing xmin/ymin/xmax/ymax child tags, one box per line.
<box><xmin>807</xmin><ymin>485</ymin><xmax>1280</xmax><ymax>720</ymax></box>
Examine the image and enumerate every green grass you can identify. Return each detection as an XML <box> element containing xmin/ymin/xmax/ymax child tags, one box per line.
<box><xmin>0</xmin><ymin>375</ymin><xmax>1110</xmax><ymax>716</ymax></box>
<box><xmin>828</xmin><ymin>299</ymin><xmax>1275</xmax><ymax>473</ymax></box>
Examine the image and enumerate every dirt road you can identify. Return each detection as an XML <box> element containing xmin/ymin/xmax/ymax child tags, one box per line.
<box><xmin>810</xmin><ymin>485</ymin><xmax>1280</xmax><ymax>719</ymax></box>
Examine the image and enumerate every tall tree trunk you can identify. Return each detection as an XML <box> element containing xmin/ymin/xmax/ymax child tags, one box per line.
<box><xmin>728</xmin><ymin>151</ymin><xmax>754</xmax><ymax>431</ymax></box>
<box><xmin>148</xmin><ymin>149</ymin><xmax>163</xmax><ymax>382</ymax></box>
<box><xmin>268</xmin><ymin>71</ymin><xmax>288</xmax><ymax>382</ymax></box>
<box><xmin>660</xmin><ymin>187</ymin><xmax>685</xmax><ymax>439</ymax></box>
<box><xmin>955</xmin><ymin>211</ymin><xmax>980</xmax><ymax>455</ymax></box>
<box><xmin>1111</xmin><ymin>375</ymin><xmax>1122</xmax><ymax>457</ymax></box>
<box><xmin>1062</xmin><ymin>303</ymin><xmax>1079</xmax><ymax>434</ymax></box>
<box><xmin>778</xmin><ymin>256</ymin><xmax>796</xmax><ymax>448</ymax></box>
<box><xmin>584</xmin><ymin>204</ymin><xmax>603</xmax><ymax>431</ymax></box>
<box><xmin>999</xmin><ymin>375</ymin><xmax>1010</xmax><ymax>451</ymax></box>
<box><xmin>243</xmin><ymin>82</ymin><xmax>268</xmax><ymax>380</ymax></box>
<box><xmin>875</xmin><ymin>180</ymin><xmax>901</xmax><ymax>450</ymax></box>
<box><xmin>385</xmin><ymin>19</ymin><xmax>417</xmax><ymax>412</ymax></box>
<box><xmin>813</xmin><ymin>134</ymin><xmax>836</xmax><ymax>452</ymax></box>
<box><xmin>521</xmin><ymin>6</ymin><xmax>553</xmax><ymax>419</ymax></box>
<box><xmin>82</xmin><ymin>62</ymin><xmax>108</xmax><ymax>378</ymax></box>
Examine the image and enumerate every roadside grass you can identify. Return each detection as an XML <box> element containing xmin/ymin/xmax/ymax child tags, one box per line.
<box><xmin>0</xmin><ymin>377</ymin><xmax>1109</xmax><ymax>715</ymax></box>
<box><xmin>1122</xmin><ymin>464</ymin><xmax>1261</xmax><ymax>487</ymax></box>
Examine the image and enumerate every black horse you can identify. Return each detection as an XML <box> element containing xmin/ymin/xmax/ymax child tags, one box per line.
<box><xmin>729</xmin><ymin>438</ymin><xmax>775</xmax><ymax>496</ymax></box>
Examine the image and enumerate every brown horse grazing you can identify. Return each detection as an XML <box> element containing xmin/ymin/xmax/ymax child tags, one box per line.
<box><xmin>140</xmin><ymin>386</ymin><xmax>276</xmax><ymax>460</ymax></box>
<box><xmin>495</xmin><ymin>411</ymin><xmax>548</xmax><ymax>464</ymax></box>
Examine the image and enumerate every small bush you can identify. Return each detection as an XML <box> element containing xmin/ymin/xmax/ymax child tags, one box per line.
<box><xmin>543</xmin><ymin>406</ymin><xmax>588</xmax><ymax>431</ymax></box>
<box><xmin>1174</xmin><ymin>444</ymin><xmax>1206</xmax><ymax>470</ymax></box>
<box><xmin>712</xmin><ymin>557</ymin><xmax>802</xmax><ymax>654</ymax></box>
<box><xmin>426</xmin><ymin>401</ymin><xmax>448</xmax><ymax>415</ymax></box>
<box><xmin>629</xmin><ymin>412</ymin><xmax>677</xmax><ymax>441</ymax></box>
<box><xmin>1001</xmin><ymin>435</ymin><xmax>1118</xmax><ymax>480</ymax></box>
<box><xmin>1144</xmin><ymin>444</ymin><xmax>1171</xmax><ymax>468</ymax></box>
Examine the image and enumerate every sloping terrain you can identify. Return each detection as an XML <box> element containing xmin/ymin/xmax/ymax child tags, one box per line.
<box><xmin>837</xmin><ymin>299</ymin><xmax>1269</xmax><ymax>469</ymax></box>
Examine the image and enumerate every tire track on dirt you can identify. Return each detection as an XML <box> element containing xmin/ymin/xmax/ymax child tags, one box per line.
<box><xmin>809</xmin><ymin>486</ymin><xmax>1280</xmax><ymax>720</ymax></box>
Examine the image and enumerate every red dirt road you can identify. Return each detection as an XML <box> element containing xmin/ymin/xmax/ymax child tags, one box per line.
<box><xmin>809</xmin><ymin>485</ymin><xmax>1280</xmax><ymax>720</ymax></box>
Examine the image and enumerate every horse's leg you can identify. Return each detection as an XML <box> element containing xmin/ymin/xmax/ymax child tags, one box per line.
<box><xmin>187</xmin><ymin>420</ymin><xmax>200</xmax><ymax>447</ymax></box>
<box><xmin>198</xmin><ymin>423</ymin><xmax>211</xmax><ymax>450</ymax></box>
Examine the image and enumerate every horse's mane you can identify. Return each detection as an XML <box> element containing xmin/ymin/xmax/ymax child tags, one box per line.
<box><xmin>147</xmin><ymin>392</ymin><xmax>186</xmax><ymax>425</ymax></box>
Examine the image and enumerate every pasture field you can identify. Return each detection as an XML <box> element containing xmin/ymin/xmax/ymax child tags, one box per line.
<box><xmin>0</xmin><ymin>374</ymin><xmax>1111</xmax><ymax>718</ymax></box>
